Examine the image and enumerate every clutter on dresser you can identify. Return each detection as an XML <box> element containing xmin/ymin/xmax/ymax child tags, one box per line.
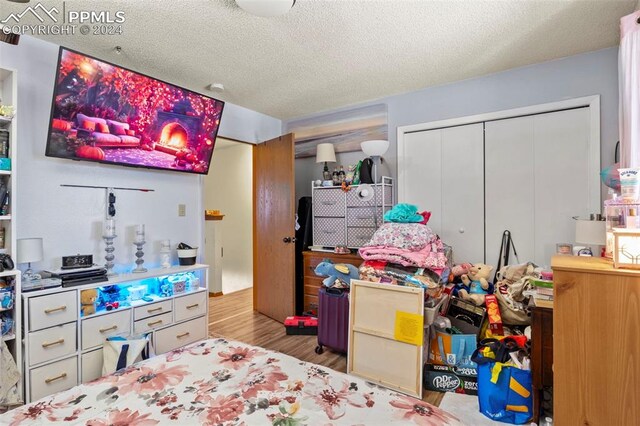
<box><xmin>177</xmin><ymin>242</ymin><xmax>198</xmax><ymax>265</ymax></box>
<box><xmin>17</xmin><ymin>238</ymin><xmax>41</xmax><ymax>283</ymax></box>
<box><xmin>61</xmin><ymin>254</ymin><xmax>94</xmax><ymax>269</ymax></box>
<box><xmin>45</xmin><ymin>265</ymin><xmax>108</xmax><ymax>287</ymax></box>
<box><xmin>132</xmin><ymin>224</ymin><xmax>148</xmax><ymax>273</ymax></box>
<box><xmin>574</xmin><ymin>216</ymin><xmax>605</xmax><ymax>256</ymax></box>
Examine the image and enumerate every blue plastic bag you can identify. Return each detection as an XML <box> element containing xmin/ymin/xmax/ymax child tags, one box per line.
<box><xmin>472</xmin><ymin>340</ymin><xmax>533</xmax><ymax>424</ymax></box>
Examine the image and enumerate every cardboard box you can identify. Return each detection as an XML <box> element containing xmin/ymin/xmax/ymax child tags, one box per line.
<box><xmin>423</xmin><ymin>363</ymin><xmax>478</xmax><ymax>395</ymax></box>
<box><xmin>484</xmin><ymin>294</ymin><xmax>504</xmax><ymax>335</ymax></box>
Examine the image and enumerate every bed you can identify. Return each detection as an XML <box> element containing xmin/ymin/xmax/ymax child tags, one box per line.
<box><xmin>2</xmin><ymin>338</ymin><xmax>462</xmax><ymax>425</ymax></box>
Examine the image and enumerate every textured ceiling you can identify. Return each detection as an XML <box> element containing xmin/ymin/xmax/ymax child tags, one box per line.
<box><xmin>0</xmin><ymin>0</ymin><xmax>635</xmax><ymax>119</ymax></box>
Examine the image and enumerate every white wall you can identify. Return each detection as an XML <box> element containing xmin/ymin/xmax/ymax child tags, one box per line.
<box><xmin>203</xmin><ymin>140</ymin><xmax>253</xmax><ymax>294</ymax></box>
<box><xmin>290</xmin><ymin>47</ymin><xmax>619</xmax><ymax>203</ymax></box>
<box><xmin>0</xmin><ymin>35</ymin><xmax>281</xmax><ymax>272</ymax></box>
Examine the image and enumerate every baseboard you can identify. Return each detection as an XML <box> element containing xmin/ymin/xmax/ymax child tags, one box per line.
<box><xmin>209</xmin><ymin>292</ymin><xmax>223</xmax><ymax>297</ymax></box>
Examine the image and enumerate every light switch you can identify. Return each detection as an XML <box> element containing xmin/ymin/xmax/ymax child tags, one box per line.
<box><xmin>178</xmin><ymin>204</ymin><xmax>186</xmax><ymax>216</ymax></box>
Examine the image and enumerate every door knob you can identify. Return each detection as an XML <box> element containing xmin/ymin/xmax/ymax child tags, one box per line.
<box><xmin>283</xmin><ymin>237</ymin><xmax>292</xmax><ymax>243</ymax></box>
<box><xmin>459</xmin><ymin>228</ymin><xmax>465</xmax><ymax>234</ymax></box>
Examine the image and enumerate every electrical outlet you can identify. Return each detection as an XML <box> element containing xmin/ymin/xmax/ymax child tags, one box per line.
<box><xmin>178</xmin><ymin>204</ymin><xmax>186</xmax><ymax>217</ymax></box>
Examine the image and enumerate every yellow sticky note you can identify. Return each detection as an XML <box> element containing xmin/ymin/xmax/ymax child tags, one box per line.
<box><xmin>394</xmin><ymin>311</ymin><xmax>424</xmax><ymax>346</ymax></box>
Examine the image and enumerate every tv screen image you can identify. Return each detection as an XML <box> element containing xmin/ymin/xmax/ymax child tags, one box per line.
<box><xmin>46</xmin><ymin>48</ymin><xmax>224</xmax><ymax>174</ymax></box>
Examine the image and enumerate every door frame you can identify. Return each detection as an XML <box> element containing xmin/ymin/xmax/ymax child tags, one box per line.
<box><xmin>397</xmin><ymin>95</ymin><xmax>601</xmax><ymax>213</ymax></box>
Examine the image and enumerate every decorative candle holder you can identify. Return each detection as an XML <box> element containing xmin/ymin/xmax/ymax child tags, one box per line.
<box><xmin>160</xmin><ymin>239</ymin><xmax>171</xmax><ymax>269</ymax></box>
<box><xmin>103</xmin><ymin>234</ymin><xmax>117</xmax><ymax>276</ymax></box>
<box><xmin>132</xmin><ymin>241</ymin><xmax>148</xmax><ymax>273</ymax></box>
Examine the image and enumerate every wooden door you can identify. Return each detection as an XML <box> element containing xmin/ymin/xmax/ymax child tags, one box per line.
<box><xmin>253</xmin><ymin>134</ymin><xmax>295</xmax><ymax>322</ymax></box>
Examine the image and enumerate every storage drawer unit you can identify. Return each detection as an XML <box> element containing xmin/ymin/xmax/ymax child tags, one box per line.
<box><xmin>134</xmin><ymin>299</ymin><xmax>172</xmax><ymax>321</ymax></box>
<box><xmin>154</xmin><ymin>315</ymin><xmax>207</xmax><ymax>354</ymax></box>
<box><xmin>174</xmin><ymin>291</ymin><xmax>207</xmax><ymax>322</ymax></box>
<box><xmin>28</xmin><ymin>322</ymin><xmax>77</xmax><ymax>367</ymax></box>
<box><xmin>312</xmin><ymin>179</ymin><xmax>392</xmax><ymax>249</ymax></box>
<box><xmin>134</xmin><ymin>311</ymin><xmax>173</xmax><ymax>334</ymax></box>
<box><xmin>28</xmin><ymin>290</ymin><xmax>78</xmax><ymax>332</ymax></box>
<box><xmin>30</xmin><ymin>356</ymin><xmax>78</xmax><ymax>402</ymax></box>
<box><xmin>81</xmin><ymin>309</ymin><xmax>132</xmax><ymax>350</ymax></box>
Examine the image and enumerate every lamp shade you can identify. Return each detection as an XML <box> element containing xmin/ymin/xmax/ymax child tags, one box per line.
<box><xmin>361</xmin><ymin>139</ymin><xmax>389</xmax><ymax>157</ymax></box>
<box><xmin>575</xmin><ymin>220</ymin><xmax>606</xmax><ymax>245</ymax></box>
<box><xmin>17</xmin><ymin>238</ymin><xmax>43</xmax><ymax>264</ymax></box>
<box><xmin>235</xmin><ymin>0</ymin><xmax>295</xmax><ymax>17</ymax></box>
<box><xmin>316</xmin><ymin>143</ymin><xmax>336</xmax><ymax>163</ymax></box>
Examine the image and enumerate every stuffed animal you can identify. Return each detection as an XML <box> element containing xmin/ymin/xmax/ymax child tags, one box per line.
<box><xmin>457</xmin><ymin>263</ymin><xmax>493</xmax><ymax>306</ymax></box>
<box><xmin>81</xmin><ymin>288</ymin><xmax>98</xmax><ymax>316</ymax></box>
<box><xmin>314</xmin><ymin>260</ymin><xmax>359</xmax><ymax>288</ymax></box>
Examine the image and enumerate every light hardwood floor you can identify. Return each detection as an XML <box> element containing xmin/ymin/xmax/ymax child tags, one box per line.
<box><xmin>208</xmin><ymin>288</ymin><xmax>444</xmax><ymax>406</ymax></box>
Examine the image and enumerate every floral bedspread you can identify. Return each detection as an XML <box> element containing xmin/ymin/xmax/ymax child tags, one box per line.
<box><xmin>2</xmin><ymin>338</ymin><xmax>462</xmax><ymax>426</ymax></box>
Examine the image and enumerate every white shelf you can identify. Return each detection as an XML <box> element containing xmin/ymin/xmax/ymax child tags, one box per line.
<box><xmin>0</xmin><ymin>269</ymin><xmax>19</xmax><ymax>277</ymax></box>
<box><xmin>0</xmin><ymin>116</ymin><xmax>12</xmax><ymax>126</ymax></box>
<box><xmin>0</xmin><ymin>215</ymin><xmax>11</xmax><ymax>221</ymax></box>
<box><xmin>0</xmin><ymin>171</ymin><xmax>11</xmax><ymax>176</ymax></box>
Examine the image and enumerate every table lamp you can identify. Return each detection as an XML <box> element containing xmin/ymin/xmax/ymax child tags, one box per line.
<box><xmin>17</xmin><ymin>237</ymin><xmax>43</xmax><ymax>281</ymax></box>
<box><xmin>316</xmin><ymin>143</ymin><xmax>336</xmax><ymax>182</ymax></box>
<box><xmin>575</xmin><ymin>219</ymin><xmax>606</xmax><ymax>256</ymax></box>
<box><xmin>360</xmin><ymin>139</ymin><xmax>389</xmax><ymax>184</ymax></box>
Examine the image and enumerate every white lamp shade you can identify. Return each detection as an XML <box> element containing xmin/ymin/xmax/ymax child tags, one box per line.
<box><xmin>235</xmin><ymin>0</ymin><xmax>295</xmax><ymax>17</ymax></box>
<box><xmin>17</xmin><ymin>238</ymin><xmax>44</xmax><ymax>264</ymax></box>
<box><xmin>361</xmin><ymin>139</ymin><xmax>389</xmax><ymax>157</ymax></box>
<box><xmin>316</xmin><ymin>143</ymin><xmax>336</xmax><ymax>163</ymax></box>
<box><xmin>575</xmin><ymin>220</ymin><xmax>606</xmax><ymax>245</ymax></box>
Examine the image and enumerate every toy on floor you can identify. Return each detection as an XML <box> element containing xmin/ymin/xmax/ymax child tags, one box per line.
<box><xmin>457</xmin><ymin>263</ymin><xmax>493</xmax><ymax>306</ymax></box>
<box><xmin>314</xmin><ymin>259</ymin><xmax>359</xmax><ymax>288</ymax></box>
<box><xmin>81</xmin><ymin>288</ymin><xmax>98</xmax><ymax>316</ymax></box>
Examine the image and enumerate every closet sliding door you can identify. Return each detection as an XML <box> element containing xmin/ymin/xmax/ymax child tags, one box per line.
<box><xmin>485</xmin><ymin>107</ymin><xmax>591</xmax><ymax>266</ymax></box>
<box><xmin>398</xmin><ymin>124</ymin><xmax>484</xmax><ymax>263</ymax></box>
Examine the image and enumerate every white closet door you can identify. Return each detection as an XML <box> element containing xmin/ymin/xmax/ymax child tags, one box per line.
<box><xmin>533</xmin><ymin>108</ymin><xmax>591</xmax><ymax>263</ymax></box>
<box><xmin>399</xmin><ymin>130</ymin><xmax>443</xmax><ymax>235</ymax></box>
<box><xmin>485</xmin><ymin>116</ymin><xmax>536</xmax><ymax>269</ymax></box>
<box><xmin>398</xmin><ymin>124</ymin><xmax>484</xmax><ymax>263</ymax></box>
<box><xmin>441</xmin><ymin>124</ymin><xmax>484</xmax><ymax>263</ymax></box>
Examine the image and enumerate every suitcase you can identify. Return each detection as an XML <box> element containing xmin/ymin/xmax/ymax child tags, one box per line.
<box><xmin>315</xmin><ymin>287</ymin><xmax>350</xmax><ymax>354</ymax></box>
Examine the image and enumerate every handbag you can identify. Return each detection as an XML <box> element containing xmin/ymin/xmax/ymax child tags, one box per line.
<box><xmin>359</xmin><ymin>158</ymin><xmax>374</xmax><ymax>184</ymax></box>
<box><xmin>471</xmin><ymin>338</ymin><xmax>533</xmax><ymax>424</ymax></box>
<box><xmin>103</xmin><ymin>333</ymin><xmax>154</xmax><ymax>375</ymax></box>
<box><xmin>428</xmin><ymin>327</ymin><xmax>477</xmax><ymax>368</ymax></box>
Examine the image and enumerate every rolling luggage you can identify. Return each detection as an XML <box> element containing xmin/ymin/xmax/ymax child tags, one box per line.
<box><xmin>315</xmin><ymin>287</ymin><xmax>350</xmax><ymax>354</ymax></box>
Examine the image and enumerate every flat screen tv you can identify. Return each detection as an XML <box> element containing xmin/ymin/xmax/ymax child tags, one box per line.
<box><xmin>45</xmin><ymin>47</ymin><xmax>224</xmax><ymax>175</ymax></box>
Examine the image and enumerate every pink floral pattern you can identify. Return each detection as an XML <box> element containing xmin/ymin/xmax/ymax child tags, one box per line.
<box><xmin>1</xmin><ymin>338</ymin><xmax>461</xmax><ymax>426</ymax></box>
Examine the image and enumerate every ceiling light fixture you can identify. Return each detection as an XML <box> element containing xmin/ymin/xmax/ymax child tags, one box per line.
<box><xmin>207</xmin><ymin>83</ymin><xmax>225</xmax><ymax>92</ymax></box>
<box><xmin>235</xmin><ymin>0</ymin><xmax>295</xmax><ymax>17</ymax></box>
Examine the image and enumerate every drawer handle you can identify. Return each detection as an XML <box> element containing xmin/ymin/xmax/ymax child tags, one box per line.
<box><xmin>44</xmin><ymin>306</ymin><xmax>67</xmax><ymax>314</ymax></box>
<box><xmin>147</xmin><ymin>319</ymin><xmax>163</xmax><ymax>327</ymax></box>
<box><xmin>186</xmin><ymin>303</ymin><xmax>199</xmax><ymax>309</ymax></box>
<box><xmin>321</xmin><ymin>230</ymin><xmax>337</xmax><ymax>234</ymax></box>
<box><xmin>356</xmin><ymin>215</ymin><xmax>373</xmax><ymax>219</ymax></box>
<box><xmin>99</xmin><ymin>325</ymin><xmax>118</xmax><ymax>333</ymax></box>
<box><xmin>147</xmin><ymin>307</ymin><xmax>163</xmax><ymax>313</ymax></box>
<box><xmin>176</xmin><ymin>332</ymin><xmax>190</xmax><ymax>339</ymax></box>
<box><xmin>42</xmin><ymin>338</ymin><xmax>65</xmax><ymax>348</ymax></box>
<box><xmin>321</xmin><ymin>201</ymin><xmax>337</xmax><ymax>205</ymax></box>
<box><xmin>45</xmin><ymin>373</ymin><xmax>67</xmax><ymax>384</ymax></box>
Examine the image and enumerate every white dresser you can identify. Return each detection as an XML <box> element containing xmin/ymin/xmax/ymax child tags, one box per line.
<box><xmin>21</xmin><ymin>264</ymin><xmax>209</xmax><ymax>403</ymax></box>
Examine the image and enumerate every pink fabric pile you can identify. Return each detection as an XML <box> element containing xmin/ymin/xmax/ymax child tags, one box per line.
<box><xmin>358</xmin><ymin>223</ymin><xmax>448</xmax><ymax>269</ymax></box>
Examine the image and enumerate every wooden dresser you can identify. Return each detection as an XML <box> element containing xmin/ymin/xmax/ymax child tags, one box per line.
<box><xmin>302</xmin><ymin>251</ymin><xmax>362</xmax><ymax>312</ymax></box>
<box><xmin>531</xmin><ymin>306</ymin><xmax>553</xmax><ymax>423</ymax></box>
<box><xmin>552</xmin><ymin>256</ymin><xmax>639</xmax><ymax>425</ymax></box>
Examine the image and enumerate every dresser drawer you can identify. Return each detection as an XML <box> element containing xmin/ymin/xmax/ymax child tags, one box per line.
<box><xmin>174</xmin><ymin>291</ymin><xmax>207</xmax><ymax>322</ymax></box>
<box><xmin>134</xmin><ymin>299</ymin><xmax>172</xmax><ymax>321</ymax></box>
<box><xmin>81</xmin><ymin>309</ymin><xmax>131</xmax><ymax>350</ymax></box>
<box><xmin>303</xmin><ymin>255</ymin><xmax>325</xmax><ymax>278</ymax></box>
<box><xmin>134</xmin><ymin>311</ymin><xmax>173</xmax><ymax>334</ymax></box>
<box><xmin>81</xmin><ymin>348</ymin><xmax>103</xmax><ymax>383</ymax></box>
<box><xmin>347</xmin><ymin>226</ymin><xmax>376</xmax><ymax>247</ymax></box>
<box><xmin>154</xmin><ymin>315</ymin><xmax>207</xmax><ymax>354</ymax></box>
<box><xmin>313</xmin><ymin>188</ymin><xmax>345</xmax><ymax>217</ymax></box>
<box><xmin>347</xmin><ymin>207</ymin><xmax>384</xmax><ymax>227</ymax></box>
<box><xmin>313</xmin><ymin>218</ymin><xmax>345</xmax><ymax>247</ymax></box>
<box><xmin>29</xmin><ymin>290</ymin><xmax>78</xmax><ymax>332</ymax></box>
<box><xmin>28</xmin><ymin>322</ymin><xmax>77</xmax><ymax>367</ymax></box>
<box><xmin>30</xmin><ymin>356</ymin><xmax>78</xmax><ymax>402</ymax></box>
<box><xmin>346</xmin><ymin>184</ymin><xmax>392</xmax><ymax>207</ymax></box>
<box><xmin>304</xmin><ymin>294</ymin><xmax>319</xmax><ymax>313</ymax></box>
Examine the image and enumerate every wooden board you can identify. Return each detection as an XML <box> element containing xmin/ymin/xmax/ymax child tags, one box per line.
<box><xmin>348</xmin><ymin>280</ymin><xmax>424</xmax><ymax>398</ymax></box>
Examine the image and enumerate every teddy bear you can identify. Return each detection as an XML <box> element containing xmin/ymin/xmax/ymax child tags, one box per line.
<box><xmin>457</xmin><ymin>263</ymin><xmax>493</xmax><ymax>306</ymax></box>
<box><xmin>81</xmin><ymin>288</ymin><xmax>98</xmax><ymax>316</ymax></box>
